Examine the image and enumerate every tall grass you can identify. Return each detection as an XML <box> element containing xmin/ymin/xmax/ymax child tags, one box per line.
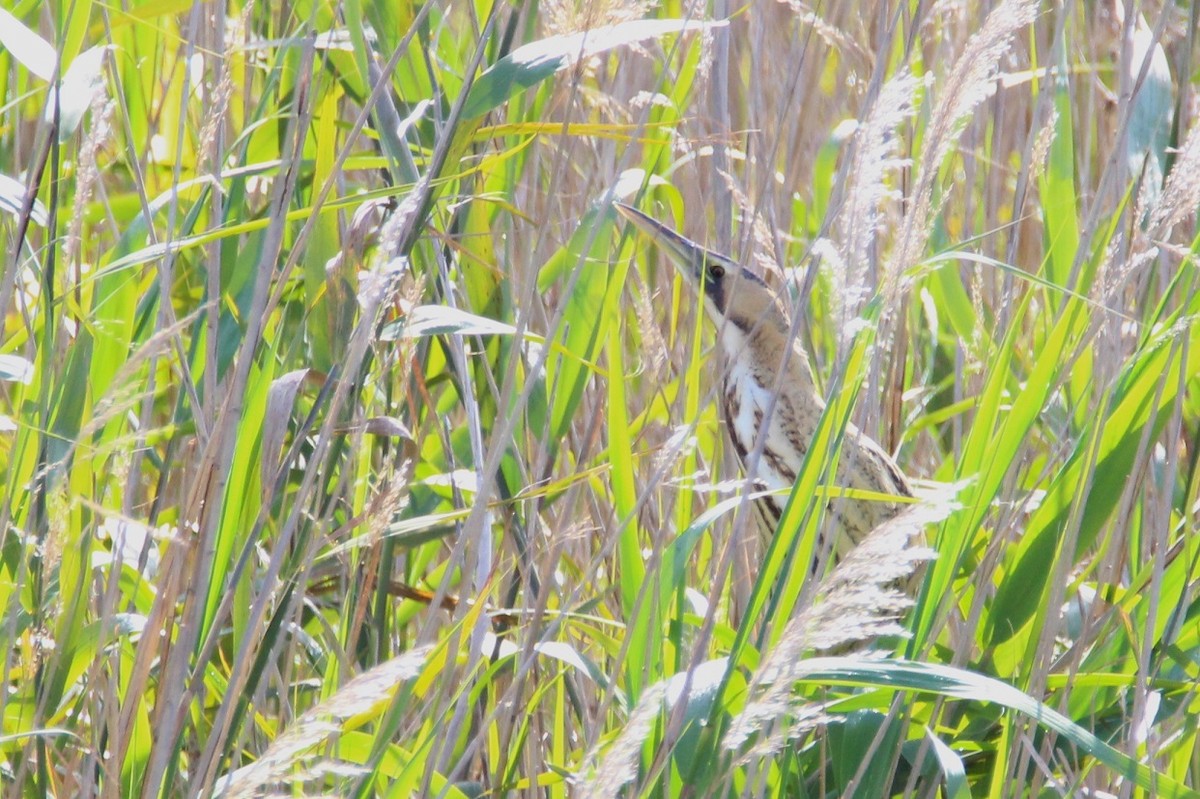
<box><xmin>2</xmin><ymin>0</ymin><xmax>1198</xmax><ymax>796</ymax></box>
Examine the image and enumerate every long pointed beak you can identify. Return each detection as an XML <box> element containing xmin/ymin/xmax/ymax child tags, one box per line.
<box><xmin>614</xmin><ymin>202</ymin><xmax>705</xmax><ymax>285</ymax></box>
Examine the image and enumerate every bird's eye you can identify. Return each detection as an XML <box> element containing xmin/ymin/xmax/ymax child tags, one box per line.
<box><xmin>708</xmin><ymin>263</ymin><xmax>725</xmax><ymax>279</ymax></box>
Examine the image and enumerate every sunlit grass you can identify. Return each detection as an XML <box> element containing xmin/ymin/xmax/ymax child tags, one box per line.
<box><xmin>2</xmin><ymin>0</ymin><xmax>1198</xmax><ymax>796</ymax></box>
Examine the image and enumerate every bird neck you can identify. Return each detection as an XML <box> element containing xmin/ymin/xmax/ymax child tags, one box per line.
<box><xmin>717</xmin><ymin>318</ymin><xmax>817</xmax><ymax>396</ymax></box>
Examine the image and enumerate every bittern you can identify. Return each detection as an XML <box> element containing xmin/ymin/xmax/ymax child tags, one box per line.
<box><xmin>615</xmin><ymin>202</ymin><xmax>913</xmax><ymax>569</ymax></box>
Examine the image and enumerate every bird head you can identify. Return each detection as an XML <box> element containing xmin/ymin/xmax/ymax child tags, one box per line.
<box><xmin>615</xmin><ymin>202</ymin><xmax>789</xmax><ymax>340</ymax></box>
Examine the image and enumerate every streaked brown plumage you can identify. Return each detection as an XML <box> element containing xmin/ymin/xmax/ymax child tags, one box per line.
<box><xmin>616</xmin><ymin>202</ymin><xmax>913</xmax><ymax>570</ymax></box>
